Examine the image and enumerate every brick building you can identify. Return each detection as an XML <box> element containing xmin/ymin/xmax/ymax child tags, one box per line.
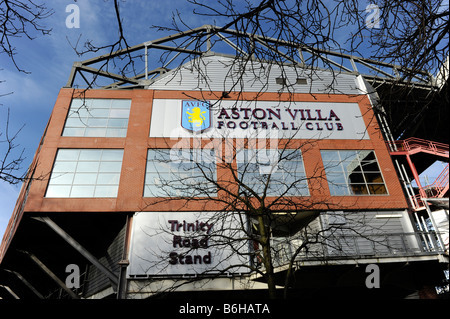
<box><xmin>0</xmin><ymin>26</ymin><xmax>448</xmax><ymax>299</ymax></box>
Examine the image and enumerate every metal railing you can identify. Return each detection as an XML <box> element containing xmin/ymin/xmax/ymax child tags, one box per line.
<box><xmin>423</xmin><ymin>164</ymin><xmax>449</xmax><ymax>199</ymax></box>
<box><xmin>270</xmin><ymin>232</ymin><xmax>446</xmax><ymax>268</ymax></box>
<box><xmin>387</xmin><ymin>137</ymin><xmax>449</xmax><ymax>157</ymax></box>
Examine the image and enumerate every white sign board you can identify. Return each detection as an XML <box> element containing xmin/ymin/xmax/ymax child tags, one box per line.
<box><xmin>128</xmin><ymin>211</ymin><xmax>250</xmax><ymax>277</ymax></box>
<box><xmin>149</xmin><ymin>99</ymin><xmax>369</xmax><ymax>140</ymax></box>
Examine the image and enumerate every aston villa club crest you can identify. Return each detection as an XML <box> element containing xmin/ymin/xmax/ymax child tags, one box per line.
<box><xmin>181</xmin><ymin>100</ymin><xmax>211</xmax><ymax>132</ymax></box>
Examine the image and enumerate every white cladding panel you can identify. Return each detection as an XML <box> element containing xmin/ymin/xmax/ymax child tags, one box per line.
<box><xmin>149</xmin><ymin>99</ymin><xmax>370</xmax><ymax>140</ymax></box>
<box><xmin>128</xmin><ymin>211</ymin><xmax>249</xmax><ymax>277</ymax></box>
<box><xmin>148</xmin><ymin>55</ymin><xmax>362</xmax><ymax>95</ymax></box>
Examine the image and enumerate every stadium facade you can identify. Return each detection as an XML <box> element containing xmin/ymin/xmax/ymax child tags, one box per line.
<box><xmin>0</xmin><ymin>26</ymin><xmax>448</xmax><ymax>299</ymax></box>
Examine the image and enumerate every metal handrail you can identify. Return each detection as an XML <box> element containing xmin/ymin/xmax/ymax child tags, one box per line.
<box><xmin>424</xmin><ymin>164</ymin><xmax>449</xmax><ymax>198</ymax></box>
<box><xmin>270</xmin><ymin>231</ymin><xmax>446</xmax><ymax>268</ymax></box>
<box><xmin>388</xmin><ymin>137</ymin><xmax>449</xmax><ymax>157</ymax></box>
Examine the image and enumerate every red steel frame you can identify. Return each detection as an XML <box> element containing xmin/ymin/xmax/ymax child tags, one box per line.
<box><xmin>387</xmin><ymin>137</ymin><xmax>449</xmax><ymax>210</ymax></box>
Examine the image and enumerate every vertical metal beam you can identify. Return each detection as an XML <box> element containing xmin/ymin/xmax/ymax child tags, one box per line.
<box><xmin>144</xmin><ymin>42</ymin><xmax>149</xmax><ymax>80</ymax></box>
<box><xmin>350</xmin><ymin>58</ymin><xmax>358</xmax><ymax>73</ymax></box>
<box><xmin>405</xmin><ymin>154</ymin><xmax>427</xmax><ymax>198</ymax></box>
<box><xmin>423</xmin><ymin>199</ymin><xmax>446</xmax><ymax>250</ymax></box>
<box><xmin>64</xmin><ymin>62</ymin><xmax>81</xmax><ymax>88</ymax></box>
<box><xmin>33</xmin><ymin>216</ymin><xmax>119</xmax><ymax>287</ymax></box>
<box><xmin>298</xmin><ymin>48</ymin><xmax>305</xmax><ymax>67</ymax></box>
<box><xmin>206</xmin><ymin>25</ymin><xmax>212</xmax><ymax>52</ymax></box>
<box><xmin>116</xmin><ymin>215</ymin><xmax>132</xmax><ymax>299</ymax></box>
<box><xmin>420</xmin><ymin>214</ymin><xmax>436</xmax><ymax>250</ymax></box>
<box><xmin>19</xmin><ymin>250</ymin><xmax>80</xmax><ymax>299</ymax></box>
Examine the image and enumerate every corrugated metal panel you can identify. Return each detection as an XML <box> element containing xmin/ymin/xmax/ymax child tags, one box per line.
<box><xmin>321</xmin><ymin>210</ymin><xmax>406</xmax><ymax>234</ymax></box>
<box><xmin>83</xmin><ymin>225</ymin><xmax>125</xmax><ymax>298</ymax></box>
<box><xmin>148</xmin><ymin>54</ymin><xmax>361</xmax><ymax>95</ymax></box>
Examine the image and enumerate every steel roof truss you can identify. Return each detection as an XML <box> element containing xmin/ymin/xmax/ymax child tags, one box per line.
<box><xmin>4</xmin><ymin>269</ymin><xmax>44</xmax><ymax>299</ymax></box>
<box><xmin>64</xmin><ymin>24</ymin><xmax>437</xmax><ymax>89</ymax></box>
<box><xmin>18</xmin><ymin>250</ymin><xmax>80</xmax><ymax>299</ymax></box>
<box><xmin>32</xmin><ymin>216</ymin><xmax>119</xmax><ymax>291</ymax></box>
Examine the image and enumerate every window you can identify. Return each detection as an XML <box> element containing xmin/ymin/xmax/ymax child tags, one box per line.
<box><xmin>236</xmin><ymin>149</ymin><xmax>309</xmax><ymax>196</ymax></box>
<box><xmin>144</xmin><ymin>149</ymin><xmax>217</xmax><ymax>197</ymax></box>
<box><xmin>275</xmin><ymin>77</ymin><xmax>287</xmax><ymax>85</ymax></box>
<box><xmin>46</xmin><ymin>149</ymin><xmax>124</xmax><ymax>198</ymax></box>
<box><xmin>321</xmin><ymin>150</ymin><xmax>388</xmax><ymax>196</ymax></box>
<box><xmin>62</xmin><ymin>98</ymin><xmax>131</xmax><ymax>137</ymax></box>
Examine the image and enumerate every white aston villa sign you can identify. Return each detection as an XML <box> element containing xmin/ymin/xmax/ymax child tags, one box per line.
<box><xmin>149</xmin><ymin>99</ymin><xmax>369</xmax><ymax>140</ymax></box>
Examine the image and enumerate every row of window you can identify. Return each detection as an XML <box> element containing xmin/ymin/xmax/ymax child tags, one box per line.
<box><xmin>45</xmin><ymin>148</ymin><xmax>388</xmax><ymax>198</ymax></box>
<box><xmin>63</xmin><ymin>98</ymin><xmax>131</xmax><ymax>138</ymax></box>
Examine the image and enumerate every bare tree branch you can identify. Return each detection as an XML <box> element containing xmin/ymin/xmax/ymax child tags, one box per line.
<box><xmin>0</xmin><ymin>0</ymin><xmax>53</xmax><ymax>72</ymax></box>
<box><xmin>0</xmin><ymin>108</ymin><xmax>25</xmax><ymax>184</ymax></box>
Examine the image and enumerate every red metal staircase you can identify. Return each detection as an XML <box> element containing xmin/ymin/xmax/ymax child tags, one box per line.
<box><xmin>387</xmin><ymin>137</ymin><xmax>449</xmax><ymax>211</ymax></box>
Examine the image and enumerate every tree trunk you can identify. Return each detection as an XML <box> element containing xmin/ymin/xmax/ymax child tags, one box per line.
<box><xmin>257</xmin><ymin>214</ymin><xmax>277</xmax><ymax>299</ymax></box>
